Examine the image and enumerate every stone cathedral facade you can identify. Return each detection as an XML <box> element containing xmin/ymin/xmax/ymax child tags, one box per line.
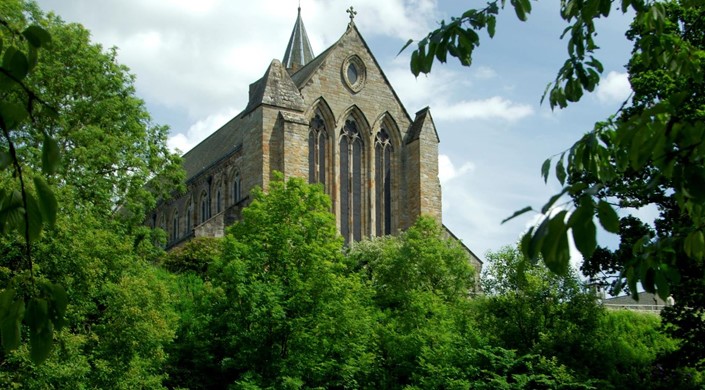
<box><xmin>149</xmin><ymin>8</ymin><xmax>482</xmax><ymax>269</ymax></box>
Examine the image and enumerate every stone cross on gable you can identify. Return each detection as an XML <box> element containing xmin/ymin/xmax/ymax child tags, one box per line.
<box><xmin>346</xmin><ymin>6</ymin><xmax>357</xmax><ymax>23</ymax></box>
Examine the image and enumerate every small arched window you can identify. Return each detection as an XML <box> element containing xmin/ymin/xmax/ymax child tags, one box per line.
<box><xmin>172</xmin><ymin>211</ymin><xmax>179</xmax><ymax>242</ymax></box>
<box><xmin>232</xmin><ymin>172</ymin><xmax>241</xmax><ymax>204</ymax></box>
<box><xmin>185</xmin><ymin>200</ymin><xmax>193</xmax><ymax>235</ymax></box>
<box><xmin>200</xmin><ymin>191</ymin><xmax>209</xmax><ymax>224</ymax></box>
<box><xmin>216</xmin><ymin>183</ymin><xmax>222</xmax><ymax>214</ymax></box>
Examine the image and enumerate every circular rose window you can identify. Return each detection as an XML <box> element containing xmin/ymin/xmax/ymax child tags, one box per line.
<box><xmin>342</xmin><ymin>55</ymin><xmax>365</xmax><ymax>93</ymax></box>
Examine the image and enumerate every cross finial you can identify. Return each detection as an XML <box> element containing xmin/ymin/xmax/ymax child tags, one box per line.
<box><xmin>346</xmin><ymin>6</ymin><xmax>357</xmax><ymax>23</ymax></box>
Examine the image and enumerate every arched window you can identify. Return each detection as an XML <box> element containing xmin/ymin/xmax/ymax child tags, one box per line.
<box><xmin>232</xmin><ymin>172</ymin><xmax>241</xmax><ymax>204</ymax></box>
<box><xmin>339</xmin><ymin>117</ymin><xmax>364</xmax><ymax>243</ymax></box>
<box><xmin>200</xmin><ymin>191</ymin><xmax>209</xmax><ymax>224</ymax></box>
<box><xmin>308</xmin><ymin>113</ymin><xmax>327</xmax><ymax>186</ymax></box>
<box><xmin>375</xmin><ymin>128</ymin><xmax>393</xmax><ymax>236</ymax></box>
<box><xmin>185</xmin><ymin>200</ymin><xmax>193</xmax><ymax>235</ymax></box>
<box><xmin>215</xmin><ymin>183</ymin><xmax>222</xmax><ymax>214</ymax></box>
<box><xmin>172</xmin><ymin>211</ymin><xmax>179</xmax><ymax>242</ymax></box>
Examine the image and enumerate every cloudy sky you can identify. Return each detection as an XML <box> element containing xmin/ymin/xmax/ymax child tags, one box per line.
<box><xmin>35</xmin><ymin>0</ymin><xmax>635</xmax><ymax>261</ymax></box>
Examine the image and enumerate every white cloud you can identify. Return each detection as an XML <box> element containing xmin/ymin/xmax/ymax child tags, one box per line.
<box><xmin>596</xmin><ymin>71</ymin><xmax>631</xmax><ymax>103</ymax></box>
<box><xmin>386</xmin><ymin>62</ymin><xmax>533</xmax><ymax>123</ymax></box>
<box><xmin>474</xmin><ymin>66</ymin><xmax>497</xmax><ymax>80</ymax></box>
<box><xmin>167</xmin><ymin>108</ymin><xmax>239</xmax><ymax>154</ymax></box>
<box><xmin>432</xmin><ymin>96</ymin><xmax>534</xmax><ymax>122</ymax></box>
<box><xmin>438</xmin><ymin>154</ymin><xmax>475</xmax><ymax>183</ymax></box>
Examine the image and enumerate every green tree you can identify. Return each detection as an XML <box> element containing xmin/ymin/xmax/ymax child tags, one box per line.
<box><xmin>0</xmin><ymin>205</ymin><xmax>179</xmax><ymax>389</ymax></box>
<box><xmin>182</xmin><ymin>175</ymin><xmax>376</xmax><ymax>389</ymax></box>
<box><xmin>406</xmin><ymin>0</ymin><xmax>704</xmax><ymax>303</ymax></box>
<box><xmin>477</xmin><ymin>246</ymin><xmax>602</xmax><ymax>365</ymax></box>
<box><xmin>348</xmin><ymin>217</ymin><xmax>479</xmax><ymax>388</ymax></box>
<box><xmin>0</xmin><ymin>0</ymin><xmax>182</xmax><ymax>369</ymax></box>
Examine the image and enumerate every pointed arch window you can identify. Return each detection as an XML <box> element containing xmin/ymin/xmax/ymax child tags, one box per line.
<box><xmin>232</xmin><ymin>172</ymin><xmax>241</xmax><ymax>204</ymax></box>
<box><xmin>308</xmin><ymin>113</ymin><xmax>327</xmax><ymax>186</ymax></box>
<box><xmin>185</xmin><ymin>200</ymin><xmax>193</xmax><ymax>235</ymax></box>
<box><xmin>375</xmin><ymin>128</ymin><xmax>393</xmax><ymax>236</ymax></box>
<box><xmin>200</xmin><ymin>191</ymin><xmax>209</xmax><ymax>224</ymax></box>
<box><xmin>339</xmin><ymin>118</ymin><xmax>364</xmax><ymax>243</ymax></box>
<box><xmin>172</xmin><ymin>211</ymin><xmax>179</xmax><ymax>242</ymax></box>
<box><xmin>215</xmin><ymin>183</ymin><xmax>223</xmax><ymax>214</ymax></box>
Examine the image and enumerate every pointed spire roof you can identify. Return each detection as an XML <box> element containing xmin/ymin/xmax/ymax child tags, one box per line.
<box><xmin>282</xmin><ymin>7</ymin><xmax>315</xmax><ymax>71</ymax></box>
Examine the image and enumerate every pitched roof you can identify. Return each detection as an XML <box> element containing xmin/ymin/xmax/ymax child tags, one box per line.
<box><xmin>407</xmin><ymin>107</ymin><xmax>440</xmax><ymax>144</ymax></box>
<box><xmin>282</xmin><ymin>7</ymin><xmax>314</xmax><ymax>71</ymax></box>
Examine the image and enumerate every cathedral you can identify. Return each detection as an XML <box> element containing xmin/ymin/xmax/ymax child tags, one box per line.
<box><xmin>150</xmin><ymin>7</ymin><xmax>482</xmax><ymax>270</ymax></box>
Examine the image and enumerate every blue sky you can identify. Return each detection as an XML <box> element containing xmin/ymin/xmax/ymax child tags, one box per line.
<box><xmin>35</xmin><ymin>0</ymin><xmax>638</xmax><ymax>261</ymax></box>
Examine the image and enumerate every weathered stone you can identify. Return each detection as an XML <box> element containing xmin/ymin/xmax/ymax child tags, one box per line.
<box><xmin>148</xmin><ymin>14</ymin><xmax>481</xmax><ymax>273</ymax></box>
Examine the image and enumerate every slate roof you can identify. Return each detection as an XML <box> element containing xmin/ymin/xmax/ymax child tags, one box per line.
<box><xmin>180</xmin><ymin>113</ymin><xmax>244</xmax><ymax>181</ymax></box>
<box><xmin>282</xmin><ymin>7</ymin><xmax>315</xmax><ymax>71</ymax></box>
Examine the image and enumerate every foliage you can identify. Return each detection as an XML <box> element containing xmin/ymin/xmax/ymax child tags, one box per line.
<box><xmin>173</xmin><ymin>175</ymin><xmax>377</xmax><ymax>388</ymax></box>
<box><xmin>160</xmin><ymin>236</ymin><xmax>223</xmax><ymax>276</ymax></box>
<box><xmin>0</xmin><ymin>0</ymin><xmax>183</xmax><ymax>364</ymax></box>
<box><xmin>407</xmin><ymin>0</ymin><xmax>704</xmax><ymax>301</ymax></box>
<box><xmin>348</xmin><ymin>217</ymin><xmax>478</xmax><ymax>388</ymax></box>
<box><xmin>477</xmin><ymin>246</ymin><xmax>602</xmax><ymax>361</ymax></box>
<box><xmin>0</xmin><ymin>204</ymin><xmax>179</xmax><ymax>389</ymax></box>
<box><xmin>0</xmin><ymin>0</ymin><xmax>62</xmax><ymax>363</ymax></box>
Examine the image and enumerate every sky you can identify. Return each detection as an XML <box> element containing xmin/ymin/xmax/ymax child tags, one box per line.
<box><xmin>34</xmin><ymin>0</ymin><xmax>638</xmax><ymax>263</ymax></box>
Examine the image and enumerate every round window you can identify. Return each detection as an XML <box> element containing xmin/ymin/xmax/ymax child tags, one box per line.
<box><xmin>347</xmin><ymin>63</ymin><xmax>358</xmax><ymax>84</ymax></box>
<box><xmin>342</xmin><ymin>55</ymin><xmax>365</xmax><ymax>93</ymax></box>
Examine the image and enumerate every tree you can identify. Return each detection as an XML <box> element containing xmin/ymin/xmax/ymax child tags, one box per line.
<box><xmin>406</xmin><ymin>0</ymin><xmax>704</xmax><ymax>302</ymax></box>
<box><xmin>477</xmin><ymin>246</ymin><xmax>601</xmax><ymax>365</ymax></box>
<box><xmin>347</xmin><ymin>217</ymin><xmax>479</xmax><ymax>388</ymax></box>
<box><xmin>179</xmin><ymin>175</ymin><xmax>376</xmax><ymax>388</ymax></box>
<box><xmin>0</xmin><ymin>0</ymin><xmax>182</xmax><ymax>365</ymax></box>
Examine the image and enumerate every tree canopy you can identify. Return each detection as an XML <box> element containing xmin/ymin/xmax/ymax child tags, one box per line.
<box><xmin>0</xmin><ymin>0</ymin><xmax>182</xmax><ymax>365</ymax></box>
<box><xmin>408</xmin><ymin>0</ymin><xmax>703</xmax><ymax>301</ymax></box>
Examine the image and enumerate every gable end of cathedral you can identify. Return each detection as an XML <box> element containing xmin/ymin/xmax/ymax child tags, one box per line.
<box><xmin>148</xmin><ymin>8</ymin><xmax>481</xmax><ymax>272</ymax></box>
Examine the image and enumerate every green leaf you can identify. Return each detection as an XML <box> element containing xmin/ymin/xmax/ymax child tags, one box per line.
<box><xmin>487</xmin><ymin>16</ymin><xmax>496</xmax><ymax>38</ymax></box>
<box><xmin>541</xmin><ymin>210</ymin><xmax>570</xmax><ymax>275</ymax></box>
<box><xmin>397</xmin><ymin>39</ymin><xmax>414</xmax><ymax>57</ymax></box>
<box><xmin>25</xmin><ymin>192</ymin><xmax>44</xmax><ymax>241</ymax></box>
<box><xmin>0</xmin><ymin>151</ymin><xmax>10</xmax><ymax>171</ymax></box>
<box><xmin>0</xmin><ymin>297</ymin><xmax>24</xmax><ymax>351</ymax></box>
<box><xmin>568</xmin><ymin>199</ymin><xmax>597</xmax><ymax>259</ymax></box>
<box><xmin>42</xmin><ymin>134</ymin><xmax>60</xmax><ymax>174</ymax></box>
<box><xmin>48</xmin><ymin>284</ymin><xmax>68</xmax><ymax>330</ymax></box>
<box><xmin>501</xmin><ymin>206</ymin><xmax>533</xmax><ymax>224</ymax></box>
<box><xmin>541</xmin><ymin>158</ymin><xmax>551</xmax><ymax>183</ymax></box>
<box><xmin>527</xmin><ymin>217</ymin><xmax>551</xmax><ymax>262</ymax></box>
<box><xmin>555</xmin><ymin>156</ymin><xmax>566</xmax><ymax>185</ymax></box>
<box><xmin>654</xmin><ymin>270</ymin><xmax>670</xmax><ymax>300</ymax></box>
<box><xmin>0</xmin><ymin>102</ymin><xmax>30</xmax><ymax>130</ymax></box>
<box><xmin>684</xmin><ymin>230</ymin><xmax>705</xmax><ymax>260</ymax></box>
<box><xmin>541</xmin><ymin>187</ymin><xmax>569</xmax><ymax>214</ymax></box>
<box><xmin>596</xmin><ymin>200</ymin><xmax>620</xmax><ymax>233</ymax></box>
<box><xmin>22</xmin><ymin>25</ymin><xmax>52</xmax><ymax>48</ymax></box>
<box><xmin>512</xmin><ymin>0</ymin><xmax>527</xmax><ymax>21</ymax></box>
<box><xmin>2</xmin><ymin>47</ymin><xmax>29</xmax><ymax>81</ymax></box>
<box><xmin>0</xmin><ymin>190</ymin><xmax>24</xmax><ymax>233</ymax></box>
<box><xmin>26</xmin><ymin>298</ymin><xmax>53</xmax><ymax>364</ymax></box>
<box><xmin>33</xmin><ymin>176</ymin><xmax>57</xmax><ymax>228</ymax></box>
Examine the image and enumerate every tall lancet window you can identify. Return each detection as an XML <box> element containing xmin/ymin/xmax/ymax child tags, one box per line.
<box><xmin>308</xmin><ymin>113</ymin><xmax>327</xmax><ymax>186</ymax></box>
<box><xmin>172</xmin><ymin>211</ymin><xmax>179</xmax><ymax>242</ymax></box>
<box><xmin>375</xmin><ymin>128</ymin><xmax>393</xmax><ymax>236</ymax></box>
<box><xmin>340</xmin><ymin>118</ymin><xmax>363</xmax><ymax>243</ymax></box>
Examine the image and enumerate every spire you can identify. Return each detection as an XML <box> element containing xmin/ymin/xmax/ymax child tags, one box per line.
<box><xmin>282</xmin><ymin>6</ymin><xmax>314</xmax><ymax>71</ymax></box>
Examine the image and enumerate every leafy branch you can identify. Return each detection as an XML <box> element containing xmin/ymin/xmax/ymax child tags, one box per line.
<box><xmin>0</xmin><ymin>19</ymin><xmax>66</xmax><ymax>364</ymax></box>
